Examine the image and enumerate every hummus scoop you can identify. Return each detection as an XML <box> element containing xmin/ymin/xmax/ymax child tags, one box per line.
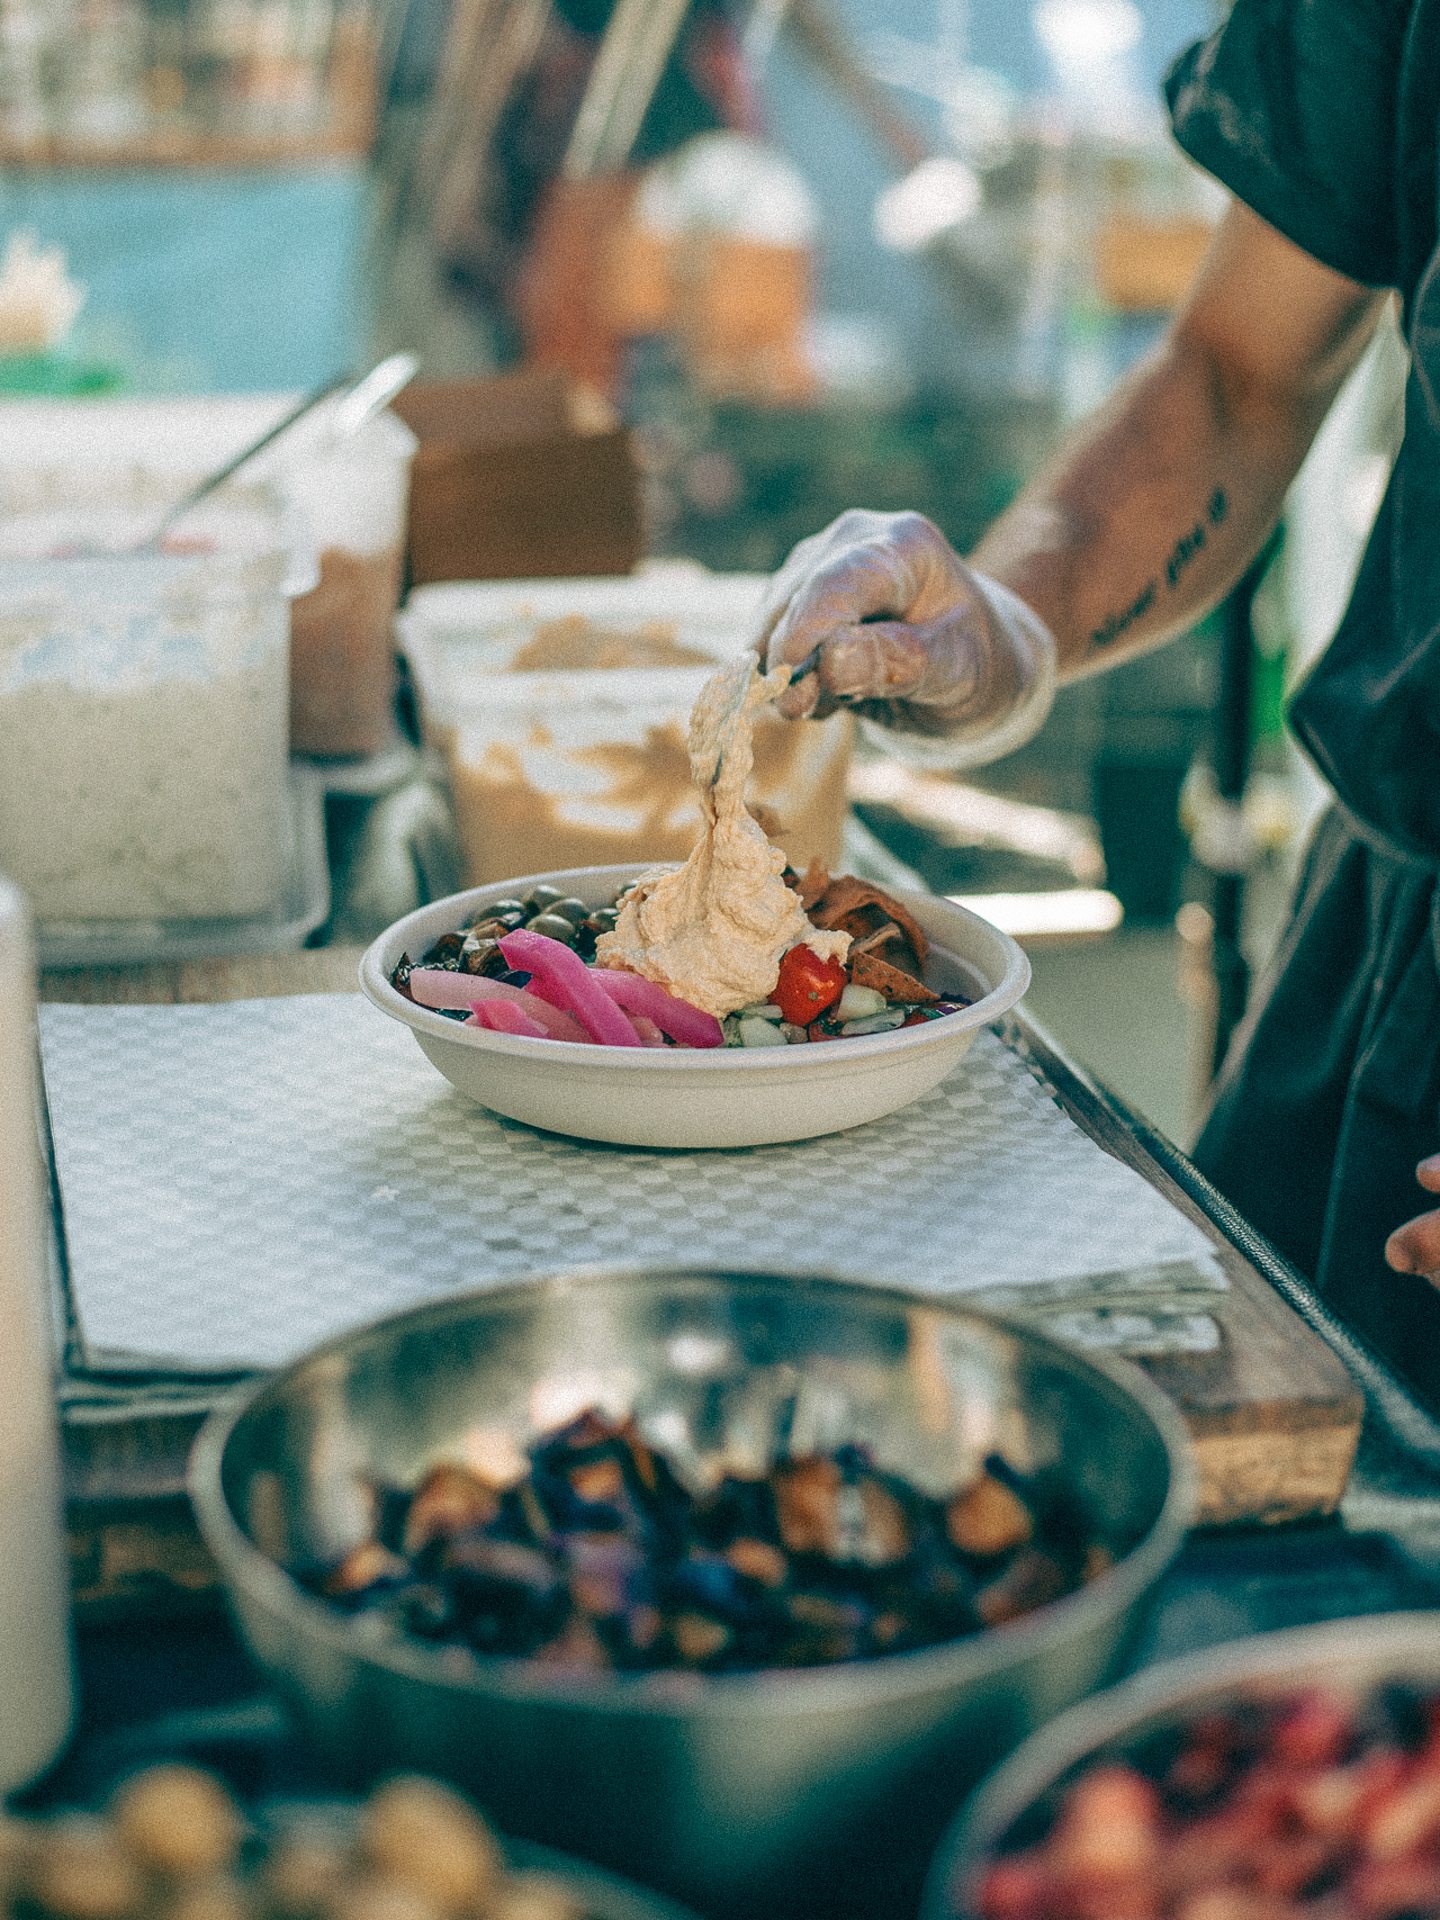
<box><xmin>595</xmin><ymin>651</ymin><xmax>849</xmax><ymax>1016</ymax></box>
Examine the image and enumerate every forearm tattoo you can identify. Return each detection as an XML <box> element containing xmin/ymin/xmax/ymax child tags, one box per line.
<box><xmin>1089</xmin><ymin>487</ymin><xmax>1229</xmax><ymax>654</ymax></box>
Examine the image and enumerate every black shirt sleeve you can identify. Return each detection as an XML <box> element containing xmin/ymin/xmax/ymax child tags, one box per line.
<box><xmin>1164</xmin><ymin>0</ymin><xmax>1413</xmax><ymax>290</ymax></box>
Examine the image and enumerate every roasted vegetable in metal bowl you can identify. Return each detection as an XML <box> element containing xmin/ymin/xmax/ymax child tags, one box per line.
<box><xmin>190</xmin><ymin>1267</ymin><xmax>1193</xmax><ymax>1918</ymax></box>
<box><xmin>300</xmin><ymin>1404</ymin><xmax>1112</xmax><ymax>1676</ymax></box>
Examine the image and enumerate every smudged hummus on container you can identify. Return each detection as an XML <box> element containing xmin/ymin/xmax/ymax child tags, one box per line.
<box><xmin>595</xmin><ymin>653</ymin><xmax>851</xmax><ymax>1015</ymax></box>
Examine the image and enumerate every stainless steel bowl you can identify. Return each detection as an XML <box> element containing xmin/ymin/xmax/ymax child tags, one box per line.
<box><xmin>189</xmin><ymin>1268</ymin><xmax>1195</xmax><ymax>1920</ymax></box>
<box><xmin>924</xmin><ymin>1611</ymin><xmax>1440</xmax><ymax>1920</ymax></box>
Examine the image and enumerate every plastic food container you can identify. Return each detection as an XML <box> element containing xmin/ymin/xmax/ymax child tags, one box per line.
<box><xmin>0</xmin><ymin>477</ymin><xmax>309</xmax><ymax>926</ymax></box>
<box><xmin>0</xmin><ymin>396</ymin><xmax>418</xmax><ymax>760</ymax></box>
<box><xmin>399</xmin><ymin>572</ymin><xmax>853</xmax><ymax>885</ymax></box>
<box><xmin>275</xmin><ymin>411</ymin><xmax>416</xmax><ymax>757</ymax></box>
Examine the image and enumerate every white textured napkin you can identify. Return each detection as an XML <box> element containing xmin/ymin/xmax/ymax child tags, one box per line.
<box><xmin>38</xmin><ymin>996</ymin><xmax>1223</xmax><ymax>1374</ymax></box>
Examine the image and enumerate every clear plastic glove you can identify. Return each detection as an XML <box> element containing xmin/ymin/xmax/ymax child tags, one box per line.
<box><xmin>757</xmin><ymin>509</ymin><xmax>1057</xmax><ymax>769</ymax></box>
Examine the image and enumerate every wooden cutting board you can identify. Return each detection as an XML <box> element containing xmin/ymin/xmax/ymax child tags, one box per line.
<box><xmin>1005</xmin><ymin>1021</ymin><xmax>1363</xmax><ymax>1530</ymax></box>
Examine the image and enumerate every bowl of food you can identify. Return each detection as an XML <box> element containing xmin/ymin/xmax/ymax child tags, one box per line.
<box><xmin>359</xmin><ymin>862</ymin><xmax>1029</xmax><ymax>1149</ymax></box>
<box><xmin>11</xmin><ymin>1764</ymin><xmax>702</xmax><ymax>1920</ymax></box>
<box><xmin>189</xmin><ymin>1267</ymin><xmax>1195</xmax><ymax>1920</ymax></box>
<box><xmin>924</xmin><ymin>1611</ymin><xmax>1440</xmax><ymax>1920</ymax></box>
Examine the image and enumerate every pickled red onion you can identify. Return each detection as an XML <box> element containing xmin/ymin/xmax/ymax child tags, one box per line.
<box><xmin>465</xmin><ymin>1000</ymin><xmax>547</xmax><ymax>1038</ymax></box>
<box><xmin>498</xmin><ymin>930</ymin><xmax>641</xmax><ymax>1047</ymax></box>
<box><xmin>405</xmin><ymin>966</ymin><xmax>588</xmax><ymax>1042</ymax></box>
<box><xmin>407</xmin><ymin>966</ymin><xmax>489</xmax><ymax>1010</ymax></box>
<box><xmin>463</xmin><ymin>978</ymin><xmax>587</xmax><ymax>1042</ymax></box>
<box><xmin>589</xmin><ymin>970</ymin><xmax>723</xmax><ymax>1048</ymax></box>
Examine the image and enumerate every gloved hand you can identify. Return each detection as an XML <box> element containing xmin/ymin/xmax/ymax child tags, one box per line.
<box><xmin>757</xmin><ymin>510</ymin><xmax>1057</xmax><ymax>767</ymax></box>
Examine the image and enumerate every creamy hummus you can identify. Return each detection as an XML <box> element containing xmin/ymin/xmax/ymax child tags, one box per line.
<box><xmin>595</xmin><ymin>652</ymin><xmax>850</xmax><ymax>1015</ymax></box>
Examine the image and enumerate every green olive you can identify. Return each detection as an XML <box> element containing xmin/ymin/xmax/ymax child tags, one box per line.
<box><xmin>525</xmin><ymin>913</ymin><xmax>579</xmax><ymax>945</ymax></box>
<box><xmin>524</xmin><ymin>884</ymin><xmax>567</xmax><ymax>914</ymax></box>
<box><xmin>483</xmin><ymin>899</ymin><xmax>527</xmax><ymax>920</ymax></box>
<box><xmin>545</xmin><ymin>897</ymin><xmax>590</xmax><ymax>927</ymax></box>
<box><xmin>585</xmin><ymin>907</ymin><xmax>620</xmax><ymax>935</ymax></box>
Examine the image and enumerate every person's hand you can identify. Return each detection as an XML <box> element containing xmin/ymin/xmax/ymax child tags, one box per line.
<box><xmin>1385</xmin><ymin>1155</ymin><xmax>1440</xmax><ymax>1281</ymax></box>
<box><xmin>756</xmin><ymin>509</ymin><xmax>1056</xmax><ymax>764</ymax></box>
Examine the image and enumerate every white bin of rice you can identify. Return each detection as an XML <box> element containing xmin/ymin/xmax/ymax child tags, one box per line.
<box><xmin>0</xmin><ymin>483</ymin><xmax>308</xmax><ymax>924</ymax></box>
<box><xmin>0</xmin><ymin>396</ymin><xmax>417</xmax><ymax>761</ymax></box>
<box><xmin>399</xmin><ymin>572</ymin><xmax>853</xmax><ymax>885</ymax></box>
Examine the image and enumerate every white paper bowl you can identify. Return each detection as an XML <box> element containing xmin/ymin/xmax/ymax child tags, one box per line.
<box><xmin>359</xmin><ymin>863</ymin><xmax>1030</xmax><ymax>1149</ymax></box>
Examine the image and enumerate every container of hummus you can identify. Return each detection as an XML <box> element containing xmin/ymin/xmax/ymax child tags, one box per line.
<box><xmin>0</xmin><ymin>478</ymin><xmax>308</xmax><ymax>926</ymax></box>
<box><xmin>399</xmin><ymin>572</ymin><xmax>853</xmax><ymax>885</ymax></box>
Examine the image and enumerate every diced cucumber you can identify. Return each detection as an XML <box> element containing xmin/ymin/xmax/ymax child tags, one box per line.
<box><xmin>738</xmin><ymin>1016</ymin><xmax>790</xmax><ymax>1047</ymax></box>
<box><xmin>836</xmin><ymin>984</ymin><xmax>887</xmax><ymax>1021</ymax></box>
<box><xmin>840</xmin><ymin>1009</ymin><xmax>908</xmax><ymax>1036</ymax></box>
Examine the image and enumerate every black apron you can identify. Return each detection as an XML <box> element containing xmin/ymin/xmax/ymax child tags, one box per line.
<box><xmin>1193</xmin><ymin>161</ymin><xmax>1440</xmax><ymax>1407</ymax></box>
<box><xmin>1164</xmin><ymin>0</ymin><xmax>1440</xmax><ymax>1403</ymax></box>
<box><xmin>1192</xmin><ymin>811</ymin><xmax>1440</xmax><ymax>1406</ymax></box>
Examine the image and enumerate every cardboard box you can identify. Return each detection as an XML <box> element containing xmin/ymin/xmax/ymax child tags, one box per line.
<box><xmin>392</xmin><ymin>368</ymin><xmax>644</xmax><ymax>586</ymax></box>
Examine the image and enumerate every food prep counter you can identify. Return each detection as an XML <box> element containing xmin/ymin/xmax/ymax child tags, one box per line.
<box><xmin>30</xmin><ymin>917</ymin><xmax>1440</xmax><ymax>1920</ymax></box>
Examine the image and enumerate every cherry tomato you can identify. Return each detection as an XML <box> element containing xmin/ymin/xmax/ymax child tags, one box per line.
<box><xmin>775</xmin><ymin>946</ymin><xmax>847</xmax><ymax>1025</ymax></box>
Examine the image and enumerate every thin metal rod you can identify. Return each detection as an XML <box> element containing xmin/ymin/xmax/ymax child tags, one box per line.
<box><xmin>137</xmin><ymin>353</ymin><xmax>419</xmax><ymax>553</ymax></box>
<box><xmin>562</xmin><ymin>0</ymin><xmax>692</xmax><ymax>179</ymax></box>
<box><xmin>1208</xmin><ymin>535</ymin><xmax>1277</xmax><ymax>1077</ymax></box>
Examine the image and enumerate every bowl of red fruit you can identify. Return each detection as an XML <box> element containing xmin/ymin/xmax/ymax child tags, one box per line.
<box><xmin>926</xmin><ymin>1611</ymin><xmax>1440</xmax><ymax>1920</ymax></box>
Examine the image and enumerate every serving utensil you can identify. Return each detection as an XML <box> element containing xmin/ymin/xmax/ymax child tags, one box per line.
<box><xmin>700</xmin><ymin>643</ymin><xmax>823</xmax><ymax>791</ymax></box>
<box><xmin>129</xmin><ymin>351</ymin><xmax>419</xmax><ymax>554</ymax></box>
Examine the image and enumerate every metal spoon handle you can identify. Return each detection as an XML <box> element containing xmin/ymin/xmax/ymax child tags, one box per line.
<box><xmin>328</xmin><ymin>351</ymin><xmax>421</xmax><ymax>441</ymax></box>
<box><xmin>136</xmin><ymin>372</ymin><xmax>351</xmax><ymax>554</ymax></box>
<box><xmin>135</xmin><ymin>352</ymin><xmax>419</xmax><ymax>554</ymax></box>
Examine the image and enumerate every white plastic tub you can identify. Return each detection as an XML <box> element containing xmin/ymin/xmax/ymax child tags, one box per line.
<box><xmin>0</xmin><ymin>395</ymin><xmax>417</xmax><ymax>759</ymax></box>
<box><xmin>0</xmin><ymin>479</ymin><xmax>308</xmax><ymax>926</ymax></box>
<box><xmin>399</xmin><ymin>571</ymin><xmax>853</xmax><ymax>885</ymax></box>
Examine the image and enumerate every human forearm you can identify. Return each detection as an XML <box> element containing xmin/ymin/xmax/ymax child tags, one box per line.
<box><xmin>757</xmin><ymin>204</ymin><xmax>1385</xmax><ymax>759</ymax></box>
<box><xmin>972</xmin><ymin>204</ymin><xmax>1387</xmax><ymax>679</ymax></box>
<box><xmin>971</xmin><ymin>343</ymin><xmax>1293</xmax><ymax>676</ymax></box>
